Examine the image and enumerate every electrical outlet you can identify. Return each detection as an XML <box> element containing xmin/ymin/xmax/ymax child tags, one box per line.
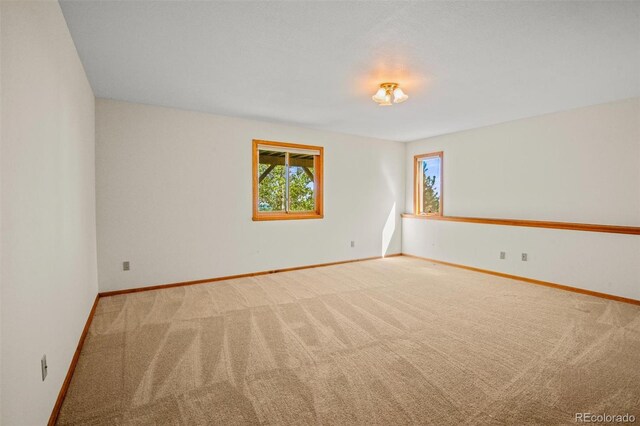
<box><xmin>500</xmin><ymin>251</ymin><xmax>506</xmax><ymax>260</ymax></box>
<box><xmin>123</xmin><ymin>261</ymin><xmax>130</xmax><ymax>271</ymax></box>
<box><xmin>41</xmin><ymin>355</ymin><xmax>48</xmax><ymax>381</ymax></box>
<box><xmin>521</xmin><ymin>253</ymin><xmax>528</xmax><ymax>262</ymax></box>
<box><xmin>350</xmin><ymin>241</ymin><xmax>355</xmax><ymax>248</ymax></box>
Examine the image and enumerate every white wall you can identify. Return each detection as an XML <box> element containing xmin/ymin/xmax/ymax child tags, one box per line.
<box><xmin>1</xmin><ymin>2</ymin><xmax>98</xmax><ymax>424</ymax></box>
<box><xmin>403</xmin><ymin>98</ymin><xmax>640</xmax><ymax>300</ymax></box>
<box><xmin>96</xmin><ymin>99</ymin><xmax>404</xmax><ymax>292</ymax></box>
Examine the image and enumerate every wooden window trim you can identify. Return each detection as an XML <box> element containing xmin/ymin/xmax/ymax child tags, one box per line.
<box><xmin>414</xmin><ymin>151</ymin><xmax>443</xmax><ymax>216</ymax></box>
<box><xmin>252</xmin><ymin>139</ymin><xmax>324</xmax><ymax>221</ymax></box>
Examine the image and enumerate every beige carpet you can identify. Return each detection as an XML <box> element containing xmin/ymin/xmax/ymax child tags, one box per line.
<box><xmin>58</xmin><ymin>256</ymin><xmax>640</xmax><ymax>425</ymax></box>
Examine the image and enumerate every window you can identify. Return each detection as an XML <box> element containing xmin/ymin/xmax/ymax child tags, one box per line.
<box><xmin>252</xmin><ymin>139</ymin><xmax>324</xmax><ymax>220</ymax></box>
<box><xmin>414</xmin><ymin>151</ymin><xmax>443</xmax><ymax>216</ymax></box>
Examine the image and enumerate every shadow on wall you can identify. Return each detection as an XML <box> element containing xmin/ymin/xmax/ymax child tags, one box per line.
<box><xmin>382</xmin><ymin>203</ymin><xmax>396</xmax><ymax>257</ymax></box>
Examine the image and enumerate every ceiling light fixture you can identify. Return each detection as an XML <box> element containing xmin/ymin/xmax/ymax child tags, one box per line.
<box><xmin>372</xmin><ymin>82</ymin><xmax>408</xmax><ymax>106</ymax></box>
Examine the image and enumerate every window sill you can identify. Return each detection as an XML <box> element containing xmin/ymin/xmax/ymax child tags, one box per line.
<box><xmin>253</xmin><ymin>212</ymin><xmax>324</xmax><ymax>221</ymax></box>
<box><xmin>405</xmin><ymin>213</ymin><xmax>442</xmax><ymax>218</ymax></box>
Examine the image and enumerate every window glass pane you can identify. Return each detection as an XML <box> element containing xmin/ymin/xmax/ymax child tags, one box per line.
<box><xmin>288</xmin><ymin>153</ymin><xmax>315</xmax><ymax>212</ymax></box>
<box><xmin>258</xmin><ymin>150</ymin><xmax>286</xmax><ymax>212</ymax></box>
<box><xmin>421</xmin><ymin>156</ymin><xmax>441</xmax><ymax>214</ymax></box>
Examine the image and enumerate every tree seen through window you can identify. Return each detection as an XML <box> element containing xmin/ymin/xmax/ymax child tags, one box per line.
<box><xmin>416</xmin><ymin>153</ymin><xmax>442</xmax><ymax>215</ymax></box>
<box><xmin>258</xmin><ymin>151</ymin><xmax>315</xmax><ymax>212</ymax></box>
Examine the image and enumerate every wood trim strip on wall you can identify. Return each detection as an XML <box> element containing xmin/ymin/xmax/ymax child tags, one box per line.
<box><xmin>401</xmin><ymin>214</ymin><xmax>640</xmax><ymax>235</ymax></box>
<box><xmin>48</xmin><ymin>295</ymin><xmax>100</xmax><ymax>426</ymax></box>
<box><xmin>402</xmin><ymin>253</ymin><xmax>640</xmax><ymax>306</ymax></box>
<box><xmin>98</xmin><ymin>254</ymin><xmax>402</xmax><ymax>297</ymax></box>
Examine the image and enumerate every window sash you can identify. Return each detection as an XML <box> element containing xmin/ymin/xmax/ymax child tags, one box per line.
<box><xmin>414</xmin><ymin>152</ymin><xmax>443</xmax><ymax>216</ymax></box>
<box><xmin>258</xmin><ymin>150</ymin><xmax>316</xmax><ymax>213</ymax></box>
<box><xmin>256</xmin><ymin>144</ymin><xmax>320</xmax><ymax>156</ymax></box>
<box><xmin>284</xmin><ymin>152</ymin><xmax>290</xmax><ymax>212</ymax></box>
<box><xmin>253</xmin><ymin>139</ymin><xmax>323</xmax><ymax>220</ymax></box>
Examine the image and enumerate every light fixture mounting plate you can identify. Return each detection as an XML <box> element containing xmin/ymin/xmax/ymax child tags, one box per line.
<box><xmin>379</xmin><ymin>82</ymin><xmax>399</xmax><ymax>91</ymax></box>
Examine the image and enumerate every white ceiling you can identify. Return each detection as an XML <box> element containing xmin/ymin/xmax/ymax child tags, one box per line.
<box><xmin>60</xmin><ymin>1</ymin><xmax>640</xmax><ymax>142</ymax></box>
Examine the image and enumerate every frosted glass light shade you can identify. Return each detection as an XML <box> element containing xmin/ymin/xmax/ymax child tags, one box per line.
<box><xmin>393</xmin><ymin>87</ymin><xmax>408</xmax><ymax>103</ymax></box>
<box><xmin>379</xmin><ymin>92</ymin><xmax>392</xmax><ymax>106</ymax></box>
<box><xmin>372</xmin><ymin>88</ymin><xmax>387</xmax><ymax>103</ymax></box>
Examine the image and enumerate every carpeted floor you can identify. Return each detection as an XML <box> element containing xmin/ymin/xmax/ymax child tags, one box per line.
<box><xmin>58</xmin><ymin>256</ymin><xmax>640</xmax><ymax>425</ymax></box>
